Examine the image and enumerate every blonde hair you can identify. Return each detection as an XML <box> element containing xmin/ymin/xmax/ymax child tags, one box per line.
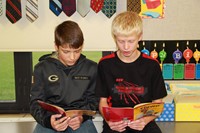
<box><xmin>111</xmin><ymin>11</ymin><xmax>143</xmax><ymax>39</ymax></box>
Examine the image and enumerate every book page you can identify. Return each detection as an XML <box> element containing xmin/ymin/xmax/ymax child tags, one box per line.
<box><xmin>134</xmin><ymin>103</ymin><xmax>164</xmax><ymax>120</ymax></box>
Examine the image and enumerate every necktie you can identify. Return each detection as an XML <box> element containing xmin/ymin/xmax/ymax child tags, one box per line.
<box><xmin>0</xmin><ymin>0</ymin><xmax>2</xmax><ymax>16</ymax></box>
<box><xmin>6</xmin><ymin>0</ymin><xmax>22</xmax><ymax>23</ymax></box>
<box><xmin>62</xmin><ymin>0</ymin><xmax>76</xmax><ymax>17</ymax></box>
<box><xmin>90</xmin><ymin>0</ymin><xmax>104</xmax><ymax>13</ymax></box>
<box><xmin>127</xmin><ymin>0</ymin><xmax>141</xmax><ymax>14</ymax></box>
<box><xmin>77</xmin><ymin>0</ymin><xmax>90</xmax><ymax>17</ymax></box>
<box><xmin>101</xmin><ymin>0</ymin><xmax>116</xmax><ymax>18</ymax></box>
<box><xmin>26</xmin><ymin>0</ymin><xmax>38</xmax><ymax>22</ymax></box>
<box><xmin>49</xmin><ymin>0</ymin><xmax>62</xmax><ymax>16</ymax></box>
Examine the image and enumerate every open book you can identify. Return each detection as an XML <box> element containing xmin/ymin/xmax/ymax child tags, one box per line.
<box><xmin>37</xmin><ymin>100</ymin><xmax>96</xmax><ymax>117</ymax></box>
<box><xmin>102</xmin><ymin>102</ymin><xmax>164</xmax><ymax>122</ymax></box>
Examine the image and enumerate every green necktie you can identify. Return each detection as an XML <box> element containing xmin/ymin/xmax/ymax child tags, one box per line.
<box><xmin>101</xmin><ymin>0</ymin><xmax>116</xmax><ymax>18</ymax></box>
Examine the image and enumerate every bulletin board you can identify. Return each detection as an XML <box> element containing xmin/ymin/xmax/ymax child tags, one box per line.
<box><xmin>0</xmin><ymin>0</ymin><xmax>199</xmax><ymax>51</ymax></box>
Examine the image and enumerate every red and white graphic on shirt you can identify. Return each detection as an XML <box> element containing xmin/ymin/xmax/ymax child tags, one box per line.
<box><xmin>113</xmin><ymin>79</ymin><xmax>145</xmax><ymax>104</ymax></box>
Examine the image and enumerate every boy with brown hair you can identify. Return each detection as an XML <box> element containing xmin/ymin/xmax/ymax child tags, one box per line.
<box><xmin>30</xmin><ymin>20</ymin><xmax>98</xmax><ymax>133</ymax></box>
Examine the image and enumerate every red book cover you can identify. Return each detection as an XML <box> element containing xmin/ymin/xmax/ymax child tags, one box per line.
<box><xmin>102</xmin><ymin>103</ymin><xmax>164</xmax><ymax>122</ymax></box>
<box><xmin>103</xmin><ymin>107</ymin><xmax>133</xmax><ymax>121</ymax></box>
<box><xmin>37</xmin><ymin>100</ymin><xmax>96</xmax><ymax>117</ymax></box>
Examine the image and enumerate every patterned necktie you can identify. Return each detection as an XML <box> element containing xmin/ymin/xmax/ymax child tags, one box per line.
<box><xmin>26</xmin><ymin>0</ymin><xmax>38</xmax><ymax>22</ymax></box>
<box><xmin>127</xmin><ymin>0</ymin><xmax>141</xmax><ymax>14</ymax></box>
<box><xmin>6</xmin><ymin>0</ymin><xmax>22</xmax><ymax>23</ymax></box>
<box><xmin>0</xmin><ymin>0</ymin><xmax>3</xmax><ymax>16</ymax></box>
<box><xmin>77</xmin><ymin>0</ymin><xmax>90</xmax><ymax>17</ymax></box>
<box><xmin>101</xmin><ymin>0</ymin><xmax>116</xmax><ymax>18</ymax></box>
<box><xmin>90</xmin><ymin>0</ymin><xmax>104</xmax><ymax>13</ymax></box>
<box><xmin>49</xmin><ymin>0</ymin><xmax>62</xmax><ymax>16</ymax></box>
<box><xmin>62</xmin><ymin>0</ymin><xmax>76</xmax><ymax>17</ymax></box>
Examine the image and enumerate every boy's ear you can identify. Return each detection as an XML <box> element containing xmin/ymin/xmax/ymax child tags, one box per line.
<box><xmin>139</xmin><ymin>33</ymin><xmax>143</xmax><ymax>41</ymax></box>
<box><xmin>54</xmin><ymin>44</ymin><xmax>58</xmax><ymax>51</ymax></box>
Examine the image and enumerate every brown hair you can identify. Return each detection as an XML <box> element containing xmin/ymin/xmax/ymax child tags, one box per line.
<box><xmin>54</xmin><ymin>20</ymin><xmax>84</xmax><ymax>49</ymax></box>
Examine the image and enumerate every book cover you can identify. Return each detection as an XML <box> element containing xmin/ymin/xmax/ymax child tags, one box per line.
<box><xmin>37</xmin><ymin>100</ymin><xmax>96</xmax><ymax>117</ymax></box>
<box><xmin>102</xmin><ymin>102</ymin><xmax>164</xmax><ymax>122</ymax></box>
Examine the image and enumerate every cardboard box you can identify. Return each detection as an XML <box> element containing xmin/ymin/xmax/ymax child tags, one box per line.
<box><xmin>170</xmin><ymin>84</ymin><xmax>200</xmax><ymax>121</ymax></box>
<box><xmin>175</xmin><ymin>92</ymin><xmax>200</xmax><ymax>121</ymax></box>
<box><xmin>170</xmin><ymin>84</ymin><xmax>200</xmax><ymax>94</ymax></box>
<box><xmin>155</xmin><ymin>103</ymin><xmax>174</xmax><ymax>121</ymax></box>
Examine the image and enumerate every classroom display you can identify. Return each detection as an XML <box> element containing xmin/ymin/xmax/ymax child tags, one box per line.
<box><xmin>141</xmin><ymin>41</ymin><xmax>200</xmax><ymax>80</ymax></box>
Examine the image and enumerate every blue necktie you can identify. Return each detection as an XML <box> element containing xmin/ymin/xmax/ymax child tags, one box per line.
<box><xmin>49</xmin><ymin>0</ymin><xmax>62</xmax><ymax>16</ymax></box>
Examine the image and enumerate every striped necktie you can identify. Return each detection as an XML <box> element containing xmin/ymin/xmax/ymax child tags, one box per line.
<box><xmin>49</xmin><ymin>0</ymin><xmax>62</xmax><ymax>16</ymax></box>
<box><xmin>77</xmin><ymin>0</ymin><xmax>90</xmax><ymax>17</ymax></box>
<box><xmin>0</xmin><ymin>0</ymin><xmax>3</xmax><ymax>16</ymax></box>
<box><xmin>90</xmin><ymin>0</ymin><xmax>104</xmax><ymax>13</ymax></box>
<box><xmin>127</xmin><ymin>0</ymin><xmax>141</xmax><ymax>14</ymax></box>
<box><xmin>6</xmin><ymin>0</ymin><xmax>22</xmax><ymax>23</ymax></box>
<box><xmin>26</xmin><ymin>0</ymin><xmax>38</xmax><ymax>22</ymax></box>
<box><xmin>62</xmin><ymin>0</ymin><xmax>76</xmax><ymax>17</ymax></box>
<box><xmin>101</xmin><ymin>0</ymin><xmax>116</xmax><ymax>18</ymax></box>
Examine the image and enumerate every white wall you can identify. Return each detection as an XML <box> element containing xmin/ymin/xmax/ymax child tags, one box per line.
<box><xmin>0</xmin><ymin>0</ymin><xmax>126</xmax><ymax>51</ymax></box>
<box><xmin>0</xmin><ymin>0</ymin><xmax>200</xmax><ymax>51</ymax></box>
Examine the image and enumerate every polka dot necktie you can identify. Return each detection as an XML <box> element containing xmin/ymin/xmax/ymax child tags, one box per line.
<box><xmin>101</xmin><ymin>0</ymin><xmax>116</xmax><ymax>18</ymax></box>
<box><xmin>90</xmin><ymin>0</ymin><xmax>104</xmax><ymax>13</ymax></box>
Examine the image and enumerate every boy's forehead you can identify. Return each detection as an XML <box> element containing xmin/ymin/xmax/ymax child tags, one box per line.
<box><xmin>116</xmin><ymin>33</ymin><xmax>139</xmax><ymax>39</ymax></box>
<box><xmin>60</xmin><ymin>44</ymin><xmax>82</xmax><ymax>50</ymax></box>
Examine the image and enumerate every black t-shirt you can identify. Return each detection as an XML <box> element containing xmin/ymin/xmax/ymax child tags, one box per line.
<box><xmin>95</xmin><ymin>52</ymin><xmax>167</xmax><ymax>132</ymax></box>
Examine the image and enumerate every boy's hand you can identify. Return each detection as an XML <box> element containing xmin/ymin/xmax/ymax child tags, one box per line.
<box><xmin>107</xmin><ymin>120</ymin><xmax>128</xmax><ymax>132</ymax></box>
<box><xmin>68</xmin><ymin>115</ymin><xmax>83</xmax><ymax>130</ymax></box>
<box><xmin>127</xmin><ymin>117</ymin><xmax>146</xmax><ymax>131</ymax></box>
<box><xmin>51</xmin><ymin>114</ymin><xmax>71</xmax><ymax>131</ymax></box>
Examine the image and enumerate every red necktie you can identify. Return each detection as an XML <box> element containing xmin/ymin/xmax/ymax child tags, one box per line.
<box><xmin>6</xmin><ymin>0</ymin><xmax>22</xmax><ymax>23</ymax></box>
<box><xmin>62</xmin><ymin>0</ymin><xmax>76</xmax><ymax>17</ymax></box>
<box><xmin>90</xmin><ymin>0</ymin><xmax>104</xmax><ymax>13</ymax></box>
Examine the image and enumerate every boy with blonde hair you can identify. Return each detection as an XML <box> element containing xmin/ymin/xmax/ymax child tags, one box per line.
<box><xmin>96</xmin><ymin>11</ymin><xmax>167</xmax><ymax>133</ymax></box>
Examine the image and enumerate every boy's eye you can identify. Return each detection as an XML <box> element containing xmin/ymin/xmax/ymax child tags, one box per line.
<box><xmin>63</xmin><ymin>51</ymin><xmax>70</xmax><ymax>54</ymax></box>
<box><xmin>128</xmin><ymin>40</ymin><xmax>134</xmax><ymax>43</ymax></box>
<box><xmin>118</xmin><ymin>40</ymin><xmax>125</xmax><ymax>44</ymax></box>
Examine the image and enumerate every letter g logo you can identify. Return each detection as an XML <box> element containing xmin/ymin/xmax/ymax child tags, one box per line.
<box><xmin>48</xmin><ymin>75</ymin><xmax>59</xmax><ymax>82</ymax></box>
